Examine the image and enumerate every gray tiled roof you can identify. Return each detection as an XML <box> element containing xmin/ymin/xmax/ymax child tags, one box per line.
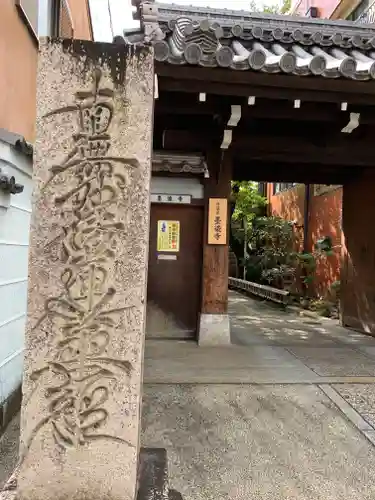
<box><xmin>124</xmin><ymin>2</ymin><xmax>375</xmax><ymax>80</ymax></box>
<box><xmin>0</xmin><ymin>128</ymin><xmax>33</xmax><ymax>156</ymax></box>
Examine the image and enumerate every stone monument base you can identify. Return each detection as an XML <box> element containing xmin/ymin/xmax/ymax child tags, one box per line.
<box><xmin>137</xmin><ymin>448</ymin><xmax>184</xmax><ymax>500</ymax></box>
<box><xmin>1</xmin><ymin>450</ymin><xmax>184</xmax><ymax>500</ymax></box>
<box><xmin>198</xmin><ymin>313</ymin><xmax>231</xmax><ymax>346</ymax></box>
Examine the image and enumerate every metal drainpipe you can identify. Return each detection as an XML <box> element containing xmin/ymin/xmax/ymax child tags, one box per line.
<box><xmin>303</xmin><ymin>184</ymin><xmax>311</xmax><ymax>253</ymax></box>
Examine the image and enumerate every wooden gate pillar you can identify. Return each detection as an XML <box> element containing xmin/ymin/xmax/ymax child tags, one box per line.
<box><xmin>341</xmin><ymin>172</ymin><xmax>375</xmax><ymax>334</ymax></box>
<box><xmin>198</xmin><ymin>150</ymin><xmax>232</xmax><ymax>345</ymax></box>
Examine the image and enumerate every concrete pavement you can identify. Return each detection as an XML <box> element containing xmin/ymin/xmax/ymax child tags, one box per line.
<box><xmin>141</xmin><ymin>291</ymin><xmax>375</xmax><ymax>499</ymax></box>
<box><xmin>143</xmin><ymin>291</ymin><xmax>375</xmax><ymax>384</ymax></box>
<box><xmin>142</xmin><ymin>384</ymin><xmax>375</xmax><ymax>500</ymax></box>
<box><xmin>2</xmin><ymin>290</ymin><xmax>375</xmax><ymax>498</ymax></box>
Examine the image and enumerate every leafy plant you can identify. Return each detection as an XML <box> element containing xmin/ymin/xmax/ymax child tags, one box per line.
<box><xmin>249</xmin><ymin>0</ymin><xmax>292</xmax><ymax>14</ymax></box>
<box><xmin>309</xmin><ymin>298</ymin><xmax>333</xmax><ymax>317</ymax></box>
<box><xmin>245</xmin><ymin>216</ymin><xmax>297</xmax><ymax>289</ymax></box>
<box><xmin>230</xmin><ymin>182</ymin><xmax>267</xmax><ymax>273</ymax></box>
<box><xmin>328</xmin><ymin>280</ymin><xmax>341</xmax><ymax>304</ymax></box>
<box><xmin>240</xmin><ymin>213</ymin><xmax>336</xmax><ymax>295</ymax></box>
<box><xmin>229</xmin><ymin>177</ymin><xmax>336</xmax><ymax>300</ymax></box>
<box><xmin>231</xmin><ymin>181</ymin><xmax>267</xmax><ymax>227</ymax></box>
<box><xmin>331</xmin><ymin>280</ymin><xmax>341</xmax><ymax>291</ymax></box>
<box><xmin>315</xmin><ymin>236</ymin><xmax>334</xmax><ymax>254</ymax></box>
<box><xmin>291</xmin><ymin>241</ymin><xmax>336</xmax><ymax>296</ymax></box>
<box><xmin>292</xmin><ymin>252</ymin><xmax>316</xmax><ymax>285</ymax></box>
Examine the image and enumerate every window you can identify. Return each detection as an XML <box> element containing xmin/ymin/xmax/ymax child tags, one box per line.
<box><xmin>16</xmin><ymin>0</ymin><xmax>38</xmax><ymax>38</ymax></box>
<box><xmin>38</xmin><ymin>0</ymin><xmax>53</xmax><ymax>36</ymax></box>
<box><xmin>273</xmin><ymin>183</ymin><xmax>297</xmax><ymax>195</ymax></box>
<box><xmin>37</xmin><ymin>0</ymin><xmax>73</xmax><ymax>38</ymax></box>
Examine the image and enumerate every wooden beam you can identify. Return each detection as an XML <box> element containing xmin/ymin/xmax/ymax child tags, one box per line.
<box><xmin>162</xmin><ymin>130</ymin><xmax>214</xmax><ymax>151</ymax></box>
<box><xmin>161</xmin><ymin>129</ymin><xmax>375</xmax><ymax>166</ymax></box>
<box><xmin>156</xmin><ymin>98</ymin><xmax>375</xmax><ymax>125</ymax></box>
<box><xmin>158</xmin><ymin>73</ymin><xmax>375</xmax><ymax>106</ymax></box>
<box><xmin>156</xmin><ymin>63</ymin><xmax>375</xmax><ymax>99</ymax></box>
<box><xmin>233</xmin><ymin>160</ymin><xmax>363</xmax><ymax>183</ymax></box>
<box><xmin>156</xmin><ymin>100</ymin><xmax>341</xmax><ymax>123</ymax></box>
<box><xmin>154</xmin><ymin>114</ymin><xmax>222</xmax><ymax>131</ymax></box>
<box><xmin>162</xmin><ymin>130</ymin><xmax>351</xmax><ymax>149</ymax></box>
<box><xmin>231</xmin><ymin>134</ymin><xmax>357</xmax><ymax>150</ymax></box>
<box><xmin>243</xmin><ymin>151</ymin><xmax>374</xmax><ymax>166</ymax></box>
<box><xmin>156</xmin><ymin>114</ymin><xmax>344</xmax><ymax>140</ymax></box>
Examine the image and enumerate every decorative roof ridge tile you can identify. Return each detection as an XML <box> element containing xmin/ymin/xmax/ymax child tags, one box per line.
<box><xmin>131</xmin><ymin>1</ymin><xmax>375</xmax><ymax>45</ymax></box>
<box><xmin>154</xmin><ymin>3</ymin><xmax>375</xmax><ymax>36</ymax></box>
<box><xmin>132</xmin><ymin>1</ymin><xmax>375</xmax><ymax>30</ymax></box>
<box><xmin>152</xmin><ymin>151</ymin><xmax>208</xmax><ymax>175</ymax></box>
<box><xmin>155</xmin><ymin>3</ymin><xmax>363</xmax><ymax>24</ymax></box>
<box><xmin>0</xmin><ymin>128</ymin><xmax>33</xmax><ymax>157</ymax></box>
<box><xmin>124</xmin><ymin>1</ymin><xmax>375</xmax><ymax>80</ymax></box>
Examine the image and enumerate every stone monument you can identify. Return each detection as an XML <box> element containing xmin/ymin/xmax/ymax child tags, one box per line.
<box><xmin>16</xmin><ymin>39</ymin><xmax>154</xmax><ymax>500</ymax></box>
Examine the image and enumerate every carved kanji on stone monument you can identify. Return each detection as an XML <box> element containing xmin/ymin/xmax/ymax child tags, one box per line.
<box><xmin>17</xmin><ymin>39</ymin><xmax>153</xmax><ymax>500</ymax></box>
<box><xmin>24</xmin><ymin>68</ymin><xmax>141</xmax><ymax>451</ymax></box>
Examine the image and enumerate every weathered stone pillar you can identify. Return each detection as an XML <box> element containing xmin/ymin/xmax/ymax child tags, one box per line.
<box><xmin>198</xmin><ymin>150</ymin><xmax>232</xmax><ymax>345</ymax></box>
<box><xmin>341</xmin><ymin>171</ymin><xmax>375</xmax><ymax>335</ymax></box>
<box><xmin>17</xmin><ymin>40</ymin><xmax>154</xmax><ymax>500</ymax></box>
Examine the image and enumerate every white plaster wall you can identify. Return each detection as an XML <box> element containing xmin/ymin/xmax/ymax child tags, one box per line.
<box><xmin>0</xmin><ymin>140</ymin><xmax>33</xmax><ymax>404</ymax></box>
<box><xmin>151</xmin><ymin>176</ymin><xmax>204</xmax><ymax>199</ymax></box>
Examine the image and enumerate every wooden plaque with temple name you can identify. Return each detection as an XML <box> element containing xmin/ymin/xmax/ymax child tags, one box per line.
<box><xmin>208</xmin><ymin>198</ymin><xmax>228</xmax><ymax>245</ymax></box>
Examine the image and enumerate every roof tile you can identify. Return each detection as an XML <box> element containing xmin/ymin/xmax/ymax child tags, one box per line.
<box><xmin>123</xmin><ymin>1</ymin><xmax>375</xmax><ymax>80</ymax></box>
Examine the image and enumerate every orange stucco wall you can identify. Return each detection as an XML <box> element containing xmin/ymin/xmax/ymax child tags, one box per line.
<box><xmin>267</xmin><ymin>183</ymin><xmax>305</xmax><ymax>225</ymax></box>
<box><xmin>266</xmin><ymin>183</ymin><xmax>343</xmax><ymax>296</ymax></box>
<box><xmin>308</xmin><ymin>187</ymin><xmax>342</xmax><ymax>296</ymax></box>
<box><xmin>69</xmin><ymin>0</ymin><xmax>93</xmax><ymax>40</ymax></box>
<box><xmin>0</xmin><ymin>0</ymin><xmax>92</xmax><ymax>143</ymax></box>
<box><xmin>266</xmin><ymin>183</ymin><xmax>305</xmax><ymax>252</ymax></box>
<box><xmin>0</xmin><ymin>0</ymin><xmax>38</xmax><ymax>141</ymax></box>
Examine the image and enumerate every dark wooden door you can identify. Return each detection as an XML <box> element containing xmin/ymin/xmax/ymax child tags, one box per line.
<box><xmin>341</xmin><ymin>177</ymin><xmax>375</xmax><ymax>333</ymax></box>
<box><xmin>146</xmin><ymin>204</ymin><xmax>203</xmax><ymax>339</ymax></box>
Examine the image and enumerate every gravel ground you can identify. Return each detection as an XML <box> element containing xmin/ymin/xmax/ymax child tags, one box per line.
<box><xmin>142</xmin><ymin>384</ymin><xmax>375</xmax><ymax>500</ymax></box>
<box><xmin>0</xmin><ymin>414</ymin><xmax>20</xmax><ymax>489</ymax></box>
<box><xmin>333</xmin><ymin>384</ymin><xmax>375</xmax><ymax>429</ymax></box>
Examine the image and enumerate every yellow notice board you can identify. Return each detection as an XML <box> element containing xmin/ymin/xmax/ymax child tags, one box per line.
<box><xmin>208</xmin><ymin>198</ymin><xmax>227</xmax><ymax>245</ymax></box>
<box><xmin>157</xmin><ymin>220</ymin><xmax>180</xmax><ymax>252</ymax></box>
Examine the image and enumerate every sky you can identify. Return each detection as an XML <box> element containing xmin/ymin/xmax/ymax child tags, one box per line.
<box><xmin>89</xmin><ymin>0</ymin><xmax>279</xmax><ymax>42</ymax></box>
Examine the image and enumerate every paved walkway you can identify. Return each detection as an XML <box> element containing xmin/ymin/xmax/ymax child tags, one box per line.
<box><xmin>142</xmin><ymin>291</ymin><xmax>375</xmax><ymax>499</ymax></box>
<box><xmin>144</xmin><ymin>291</ymin><xmax>375</xmax><ymax>384</ymax></box>
<box><xmin>2</xmin><ymin>291</ymin><xmax>375</xmax><ymax>498</ymax></box>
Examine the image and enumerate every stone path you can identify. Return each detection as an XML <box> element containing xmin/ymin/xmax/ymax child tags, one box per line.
<box><xmin>142</xmin><ymin>384</ymin><xmax>375</xmax><ymax>500</ymax></box>
<box><xmin>144</xmin><ymin>291</ymin><xmax>375</xmax><ymax>383</ymax></box>
<box><xmin>229</xmin><ymin>291</ymin><xmax>375</xmax><ymax>351</ymax></box>
<box><xmin>2</xmin><ymin>291</ymin><xmax>375</xmax><ymax>498</ymax></box>
<box><xmin>142</xmin><ymin>291</ymin><xmax>375</xmax><ymax>499</ymax></box>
